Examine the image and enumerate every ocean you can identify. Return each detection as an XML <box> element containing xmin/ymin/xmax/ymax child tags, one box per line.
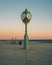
<box><xmin>0</xmin><ymin>39</ymin><xmax>52</xmax><ymax>44</ymax></box>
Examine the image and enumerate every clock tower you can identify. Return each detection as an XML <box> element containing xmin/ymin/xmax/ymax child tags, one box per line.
<box><xmin>21</xmin><ymin>9</ymin><xmax>32</xmax><ymax>49</ymax></box>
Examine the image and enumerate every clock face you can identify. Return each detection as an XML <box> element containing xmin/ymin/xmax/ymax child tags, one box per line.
<box><xmin>27</xmin><ymin>13</ymin><xmax>31</xmax><ymax>20</ymax></box>
<box><xmin>21</xmin><ymin>13</ymin><xmax>26</xmax><ymax>20</ymax></box>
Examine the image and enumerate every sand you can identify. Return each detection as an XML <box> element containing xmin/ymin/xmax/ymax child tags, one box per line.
<box><xmin>0</xmin><ymin>41</ymin><xmax>52</xmax><ymax>65</ymax></box>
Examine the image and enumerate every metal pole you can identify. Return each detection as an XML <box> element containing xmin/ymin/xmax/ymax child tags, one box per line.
<box><xmin>24</xmin><ymin>24</ymin><xmax>28</xmax><ymax>49</ymax></box>
<box><xmin>25</xmin><ymin>24</ymin><xmax>27</xmax><ymax>34</ymax></box>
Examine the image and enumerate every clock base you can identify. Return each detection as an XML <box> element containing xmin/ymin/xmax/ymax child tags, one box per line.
<box><xmin>24</xmin><ymin>33</ymin><xmax>28</xmax><ymax>49</ymax></box>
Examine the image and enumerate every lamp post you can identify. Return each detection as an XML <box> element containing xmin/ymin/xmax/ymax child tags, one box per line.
<box><xmin>21</xmin><ymin>9</ymin><xmax>32</xmax><ymax>49</ymax></box>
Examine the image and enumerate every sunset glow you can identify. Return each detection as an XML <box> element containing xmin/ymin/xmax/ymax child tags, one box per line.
<box><xmin>0</xmin><ymin>0</ymin><xmax>52</xmax><ymax>39</ymax></box>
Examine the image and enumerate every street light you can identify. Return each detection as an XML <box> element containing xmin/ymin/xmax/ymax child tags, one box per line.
<box><xmin>21</xmin><ymin>9</ymin><xmax>32</xmax><ymax>49</ymax></box>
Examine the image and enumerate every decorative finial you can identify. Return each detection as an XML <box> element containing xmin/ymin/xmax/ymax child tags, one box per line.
<box><xmin>25</xmin><ymin>9</ymin><xmax>28</xmax><ymax>14</ymax></box>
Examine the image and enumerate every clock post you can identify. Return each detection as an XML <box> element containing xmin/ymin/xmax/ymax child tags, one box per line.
<box><xmin>21</xmin><ymin>9</ymin><xmax>32</xmax><ymax>49</ymax></box>
<box><xmin>24</xmin><ymin>23</ymin><xmax>28</xmax><ymax>49</ymax></box>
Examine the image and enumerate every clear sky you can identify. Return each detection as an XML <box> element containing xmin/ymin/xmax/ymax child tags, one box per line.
<box><xmin>0</xmin><ymin>0</ymin><xmax>52</xmax><ymax>39</ymax></box>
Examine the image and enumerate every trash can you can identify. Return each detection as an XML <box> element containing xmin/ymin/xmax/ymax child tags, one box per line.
<box><xmin>19</xmin><ymin>41</ymin><xmax>22</xmax><ymax>45</ymax></box>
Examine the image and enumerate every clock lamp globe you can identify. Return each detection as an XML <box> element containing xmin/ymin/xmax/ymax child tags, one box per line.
<box><xmin>21</xmin><ymin>9</ymin><xmax>32</xmax><ymax>24</ymax></box>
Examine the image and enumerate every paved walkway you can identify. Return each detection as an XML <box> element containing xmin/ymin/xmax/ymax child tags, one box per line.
<box><xmin>0</xmin><ymin>42</ymin><xmax>52</xmax><ymax>65</ymax></box>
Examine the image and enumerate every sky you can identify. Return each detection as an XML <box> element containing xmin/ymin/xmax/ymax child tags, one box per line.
<box><xmin>0</xmin><ymin>0</ymin><xmax>52</xmax><ymax>39</ymax></box>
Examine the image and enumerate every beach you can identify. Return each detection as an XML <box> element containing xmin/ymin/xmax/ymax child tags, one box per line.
<box><xmin>0</xmin><ymin>41</ymin><xmax>52</xmax><ymax>65</ymax></box>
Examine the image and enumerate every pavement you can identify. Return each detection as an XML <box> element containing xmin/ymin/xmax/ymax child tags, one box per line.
<box><xmin>0</xmin><ymin>41</ymin><xmax>52</xmax><ymax>65</ymax></box>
